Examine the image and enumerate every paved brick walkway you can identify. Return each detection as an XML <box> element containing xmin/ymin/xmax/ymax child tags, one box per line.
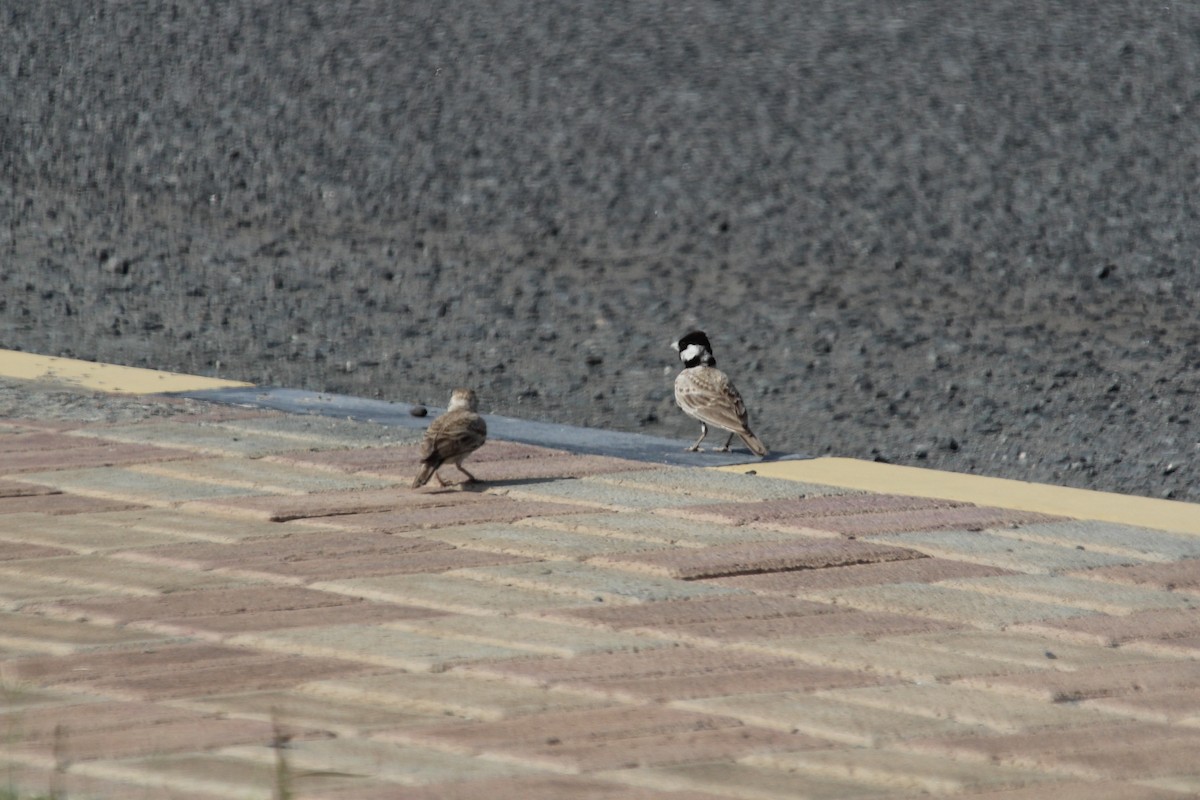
<box><xmin>2</xmin><ymin>396</ymin><xmax>1199</xmax><ymax>798</ymax></box>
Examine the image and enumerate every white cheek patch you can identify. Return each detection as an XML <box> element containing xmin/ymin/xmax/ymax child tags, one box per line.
<box><xmin>680</xmin><ymin>343</ymin><xmax>706</xmax><ymax>362</ymax></box>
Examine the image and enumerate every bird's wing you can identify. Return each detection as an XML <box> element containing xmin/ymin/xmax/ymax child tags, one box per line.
<box><xmin>675</xmin><ymin>368</ymin><xmax>753</xmax><ymax>434</ymax></box>
<box><xmin>423</xmin><ymin>410</ymin><xmax>487</xmax><ymax>462</ymax></box>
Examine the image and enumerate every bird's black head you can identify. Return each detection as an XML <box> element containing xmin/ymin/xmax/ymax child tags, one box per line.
<box><xmin>673</xmin><ymin>330</ymin><xmax>715</xmax><ymax>367</ymax></box>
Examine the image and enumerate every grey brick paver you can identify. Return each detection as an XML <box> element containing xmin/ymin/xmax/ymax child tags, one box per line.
<box><xmin>0</xmin><ymin>512</ymin><xmax>221</xmax><ymax>552</ymax></box>
<box><xmin>69</xmin><ymin>752</ymin><xmax>367</xmax><ymax>799</ymax></box>
<box><xmin>1070</xmin><ymin>560</ymin><xmax>1200</xmax><ymax>594</ymax></box>
<box><xmin>497</xmin><ymin>478</ymin><xmax>731</xmax><ymax>510</ymax></box>
<box><xmin>990</xmin><ymin>519</ymin><xmax>1200</xmax><ymax>562</ymax></box>
<box><xmin>67</xmin><ymin>420</ymin><xmax>346</xmax><ymax>456</ymax></box>
<box><xmin>942</xmin><ymin>573</ymin><xmax>1197</xmax><ymax>615</ymax></box>
<box><xmin>584</xmin><ymin>467</ymin><xmax>854</xmax><ymax>501</ymax></box>
<box><xmin>451</xmin><ymin>560</ymin><xmax>745</xmax><ymax>603</ymax></box>
<box><xmin>599</xmin><ymin>761</ymin><xmax>897</xmax><ymax>800</ymax></box>
<box><xmin>743</xmin><ymin>748</ymin><xmax>1061</xmax><ymax>795</ymax></box>
<box><xmin>366</xmin><ymin>774</ymin><xmax>732</xmax><ymax>800</ymax></box>
<box><xmin>523</xmin><ymin>510</ymin><xmax>796</xmax><ymax>546</ymax></box>
<box><xmin>866</xmin><ymin>529</ymin><xmax>1146</xmax><ymax>573</ymax></box>
<box><xmin>821</xmin><ymin>582</ymin><xmax>1096</xmax><ymax>627</ymax></box>
<box><xmin>302</xmin><ymin>672</ymin><xmax>606</xmax><ymax>721</ymax></box>
<box><xmin>906</xmin><ymin>721</ymin><xmax>1200</xmax><ymax>780</ymax></box>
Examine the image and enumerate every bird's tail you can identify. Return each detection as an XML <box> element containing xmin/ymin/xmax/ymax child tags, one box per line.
<box><xmin>411</xmin><ymin>458</ymin><xmax>442</xmax><ymax>488</ymax></box>
<box><xmin>739</xmin><ymin>430</ymin><xmax>769</xmax><ymax>458</ymax></box>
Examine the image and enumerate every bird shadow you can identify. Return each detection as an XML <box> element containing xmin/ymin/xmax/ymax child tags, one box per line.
<box><xmin>462</xmin><ymin>476</ymin><xmax>579</xmax><ymax>490</ymax></box>
<box><xmin>415</xmin><ymin>475</ymin><xmax>578</xmax><ymax>494</ymax></box>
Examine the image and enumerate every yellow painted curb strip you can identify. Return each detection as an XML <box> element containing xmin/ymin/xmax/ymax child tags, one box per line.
<box><xmin>0</xmin><ymin>350</ymin><xmax>252</xmax><ymax>395</ymax></box>
<box><xmin>723</xmin><ymin>456</ymin><xmax>1200</xmax><ymax>536</ymax></box>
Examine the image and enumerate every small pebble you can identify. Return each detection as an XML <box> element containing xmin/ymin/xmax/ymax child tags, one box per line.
<box><xmin>410</xmin><ymin>405</ymin><xmax>428</xmax><ymax>417</ymax></box>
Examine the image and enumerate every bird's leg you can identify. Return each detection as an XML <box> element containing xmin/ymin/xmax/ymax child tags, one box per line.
<box><xmin>433</xmin><ymin>470</ymin><xmax>448</xmax><ymax>488</ymax></box>
<box><xmin>454</xmin><ymin>460</ymin><xmax>479</xmax><ymax>484</ymax></box>
<box><xmin>715</xmin><ymin>432</ymin><xmax>735</xmax><ymax>452</ymax></box>
<box><xmin>686</xmin><ymin>423</ymin><xmax>708</xmax><ymax>452</ymax></box>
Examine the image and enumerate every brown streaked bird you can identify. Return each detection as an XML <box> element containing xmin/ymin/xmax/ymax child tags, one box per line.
<box><xmin>411</xmin><ymin>388</ymin><xmax>488</xmax><ymax>488</ymax></box>
<box><xmin>672</xmin><ymin>330</ymin><xmax>768</xmax><ymax>457</ymax></box>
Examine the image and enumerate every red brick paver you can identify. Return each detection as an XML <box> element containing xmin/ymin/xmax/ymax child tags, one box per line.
<box><xmin>118</xmin><ymin>531</ymin><xmax>532</xmax><ymax>583</ymax></box>
<box><xmin>590</xmin><ymin>539</ymin><xmax>924</xmax><ymax>579</ymax></box>
<box><xmin>709</xmin><ymin>556</ymin><xmax>1017</xmax><ymax>594</ymax></box>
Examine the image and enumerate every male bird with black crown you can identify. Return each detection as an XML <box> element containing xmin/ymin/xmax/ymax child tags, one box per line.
<box><xmin>412</xmin><ymin>388</ymin><xmax>488</xmax><ymax>488</ymax></box>
<box><xmin>672</xmin><ymin>330</ymin><xmax>768</xmax><ymax>457</ymax></box>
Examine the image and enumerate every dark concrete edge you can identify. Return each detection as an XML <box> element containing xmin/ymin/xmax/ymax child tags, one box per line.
<box><xmin>175</xmin><ymin>386</ymin><xmax>811</xmax><ymax>467</ymax></box>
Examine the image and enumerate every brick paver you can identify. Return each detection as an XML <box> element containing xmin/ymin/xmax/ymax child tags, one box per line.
<box><xmin>130</xmin><ymin>455</ymin><xmax>400</xmax><ymax>494</ymax></box>
<box><xmin>590</xmin><ymin>539</ymin><xmax>923</xmax><ymax>580</ymax></box>
<box><xmin>178</xmin><ymin>484</ymin><xmax>492</xmax><ymax>522</ymax></box>
<box><xmin>958</xmin><ymin>659</ymin><xmax>1200</xmax><ymax>702</ymax></box>
<box><xmin>1080</xmin><ymin>687</ymin><xmax>1200</xmax><ymax>726</ymax></box>
<box><xmin>118</xmin><ymin>530</ymin><xmax>532</xmax><ymax>584</ymax></box>
<box><xmin>743</xmin><ymin>748</ymin><xmax>1060</xmax><ymax>795</ymax></box>
<box><xmin>0</xmin><ymin>553</ymin><xmax>253</xmax><ymax>595</ymax></box>
<box><xmin>386</xmin><ymin>704</ymin><xmax>819</xmax><ymax>772</ymax></box>
<box><xmin>819</xmin><ymin>682</ymin><xmax>1116</xmax><ymax>733</ymax></box>
<box><xmin>0</xmin><ymin>539</ymin><xmax>74</xmax><ymax>561</ymax></box>
<box><xmin>866</xmin><ymin>529</ymin><xmax>1145</xmax><ymax>573</ymax></box>
<box><xmin>317</xmin><ymin>571</ymin><xmax>594</xmax><ymax>615</ymax></box>
<box><xmin>452</xmin><ymin>560</ymin><xmax>744</xmax><ymax>603</ymax></box>
<box><xmin>0</xmin><ymin>611</ymin><xmax>176</xmax><ymax>654</ymax></box>
<box><xmin>0</xmin><ymin>512</ymin><xmax>214</xmax><ymax>552</ymax></box>
<box><xmin>500</xmin><ymin>478</ymin><xmax>734</xmax><ymax>510</ymax></box>
<box><xmin>0</xmin><ymin>491</ymin><xmax>145</xmax><ymax>515</ymax></box>
<box><xmin>1071</xmin><ymin>560</ymin><xmax>1200</xmax><ymax>594</ymax></box>
<box><xmin>708</xmin><ymin>556</ymin><xmax>1017</xmax><ymax>594</ymax></box>
<box><xmin>586</xmin><ymin>466</ymin><xmax>852</xmax><ymax>501</ymax></box>
<box><xmin>303</xmin><ymin>670</ymin><xmax>608</xmax><ymax>720</ymax></box>
<box><xmin>373</xmin><ymin>775</ymin><xmax>731</xmax><ymax>800</ymax></box>
<box><xmin>781</xmin><ymin>636</ymin><xmax>1049</xmax><ymax>682</ymax></box>
<box><xmin>942</xmin><ymin>573</ymin><xmax>1196</xmax><ymax>615</ymax></box>
<box><xmin>908</xmin><ymin>720</ymin><xmax>1200</xmax><ymax>780</ymax></box>
<box><xmin>19</xmin><ymin>466</ymin><xmax>264</xmax><ymax>507</ymax></box>
<box><xmin>67</xmin><ymin>420</ymin><xmax>349</xmax><ymax>457</ymax></box>
<box><xmin>525</xmin><ymin>510</ymin><xmax>800</xmax><ymax>546</ymax></box>
<box><xmin>0</xmin><ymin>442</ymin><xmax>194</xmax><ymax>473</ymax></box>
<box><xmin>24</xmin><ymin>586</ymin><xmax>446</xmax><ymax>641</ymax></box>
<box><xmin>464</xmin><ymin>651</ymin><xmax>893</xmax><ymax>704</ymax></box>
<box><xmin>992</xmin><ymin>519</ymin><xmax>1200</xmax><ymax>562</ymax></box>
<box><xmin>1015</xmin><ymin>606</ymin><xmax>1200</xmax><ymax>648</ymax></box>
<box><xmin>3</xmin><ymin>384</ymin><xmax>1199</xmax><ymax>800</ymax></box>
<box><xmin>0</xmin><ymin>478</ymin><xmax>62</xmax><ymax>497</ymax></box>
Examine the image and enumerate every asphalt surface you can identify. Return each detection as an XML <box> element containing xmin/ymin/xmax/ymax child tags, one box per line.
<box><xmin>2</xmin><ymin>2</ymin><xmax>1198</xmax><ymax>500</ymax></box>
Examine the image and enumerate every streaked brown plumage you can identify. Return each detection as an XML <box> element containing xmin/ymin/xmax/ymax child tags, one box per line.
<box><xmin>411</xmin><ymin>388</ymin><xmax>488</xmax><ymax>488</ymax></box>
<box><xmin>672</xmin><ymin>330</ymin><xmax>768</xmax><ymax>457</ymax></box>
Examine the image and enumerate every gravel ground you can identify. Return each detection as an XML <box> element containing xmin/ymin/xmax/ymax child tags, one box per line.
<box><xmin>2</xmin><ymin>2</ymin><xmax>1198</xmax><ymax>501</ymax></box>
<box><xmin>0</xmin><ymin>377</ymin><xmax>203</xmax><ymax>424</ymax></box>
